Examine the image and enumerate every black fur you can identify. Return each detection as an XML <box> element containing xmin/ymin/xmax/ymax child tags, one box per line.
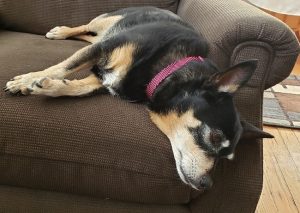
<box><xmin>90</xmin><ymin>7</ymin><xmax>208</xmax><ymax>102</ymax></box>
<box><xmin>90</xmin><ymin>7</ymin><xmax>254</xmax><ymax>159</ymax></box>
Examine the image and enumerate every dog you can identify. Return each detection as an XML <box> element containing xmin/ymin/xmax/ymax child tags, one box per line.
<box><xmin>4</xmin><ymin>7</ymin><xmax>273</xmax><ymax>190</ymax></box>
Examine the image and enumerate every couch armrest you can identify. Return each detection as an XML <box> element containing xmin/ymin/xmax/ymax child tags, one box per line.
<box><xmin>178</xmin><ymin>0</ymin><xmax>300</xmax><ymax>90</ymax></box>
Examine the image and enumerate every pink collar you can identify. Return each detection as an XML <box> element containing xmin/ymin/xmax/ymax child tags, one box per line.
<box><xmin>146</xmin><ymin>56</ymin><xmax>204</xmax><ymax>99</ymax></box>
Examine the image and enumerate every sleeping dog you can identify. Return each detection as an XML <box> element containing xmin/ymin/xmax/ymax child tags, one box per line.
<box><xmin>4</xmin><ymin>7</ymin><xmax>273</xmax><ymax>190</ymax></box>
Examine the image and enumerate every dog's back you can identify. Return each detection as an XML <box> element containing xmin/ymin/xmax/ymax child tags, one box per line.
<box><xmin>90</xmin><ymin>7</ymin><xmax>209</xmax><ymax>101</ymax></box>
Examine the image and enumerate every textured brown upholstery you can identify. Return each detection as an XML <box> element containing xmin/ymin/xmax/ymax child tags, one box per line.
<box><xmin>0</xmin><ymin>0</ymin><xmax>178</xmax><ymax>35</ymax></box>
<box><xmin>0</xmin><ymin>185</ymin><xmax>190</xmax><ymax>213</ymax></box>
<box><xmin>0</xmin><ymin>31</ymin><xmax>196</xmax><ymax>204</ymax></box>
<box><xmin>178</xmin><ymin>0</ymin><xmax>300</xmax><ymax>90</ymax></box>
<box><xmin>0</xmin><ymin>0</ymin><xmax>299</xmax><ymax>212</ymax></box>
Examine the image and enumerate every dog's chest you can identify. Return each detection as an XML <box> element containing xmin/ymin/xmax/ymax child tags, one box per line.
<box><xmin>100</xmin><ymin>67</ymin><xmax>148</xmax><ymax>102</ymax></box>
<box><xmin>102</xmin><ymin>72</ymin><xmax>121</xmax><ymax>96</ymax></box>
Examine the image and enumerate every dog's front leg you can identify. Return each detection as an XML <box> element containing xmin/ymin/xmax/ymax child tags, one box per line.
<box><xmin>27</xmin><ymin>74</ymin><xmax>104</xmax><ymax>97</ymax></box>
<box><xmin>5</xmin><ymin>44</ymin><xmax>100</xmax><ymax>95</ymax></box>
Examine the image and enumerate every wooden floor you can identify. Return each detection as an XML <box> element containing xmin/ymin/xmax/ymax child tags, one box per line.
<box><xmin>256</xmin><ymin>127</ymin><xmax>300</xmax><ymax>213</ymax></box>
<box><xmin>292</xmin><ymin>56</ymin><xmax>300</xmax><ymax>76</ymax></box>
<box><xmin>256</xmin><ymin>56</ymin><xmax>300</xmax><ymax>213</ymax></box>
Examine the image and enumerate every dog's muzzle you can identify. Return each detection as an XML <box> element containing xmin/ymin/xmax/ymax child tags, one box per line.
<box><xmin>193</xmin><ymin>174</ymin><xmax>213</xmax><ymax>189</ymax></box>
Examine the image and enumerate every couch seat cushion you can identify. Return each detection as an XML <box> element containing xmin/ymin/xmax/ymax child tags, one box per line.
<box><xmin>0</xmin><ymin>30</ymin><xmax>197</xmax><ymax>204</ymax></box>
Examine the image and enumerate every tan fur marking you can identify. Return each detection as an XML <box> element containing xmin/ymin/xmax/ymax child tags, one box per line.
<box><xmin>46</xmin><ymin>25</ymin><xmax>89</xmax><ymax>40</ymax></box>
<box><xmin>218</xmin><ymin>84</ymin><xmax>239</xmax><ymax>93</ymax></box>
<box><xmin>29</xmin><ymin>45</ymin><xmax>96</xmax><ymax>79</ymax></box>
<box><xmin>46</xmin><ymin>15</ymin><xmax>122</xmax><ymax>43</ymax></box>
<box><xmin>6</xmin><ymin>45</ymin><xmax>97</xmax><ymax>95</ymax></box>
<box><xmin>59</xmin><ymin>25</ymin><xmax>88</xmax><ymax>37</ymax></box>
<box><xmin>57</xmin><ymin>74</ymin><xmax>102</xmax><ymax>96</ymax></box>
<box><xmin>150</xmin><ymin>110</ymin><xmax>214</xmax><ymax>187</ymax></box>
<box><xmin>73</xmin><ymin>34</ymin><xmax>99</xmax><ymax>43</ymax></box>
<box><xmin>149</xmin><ymin>110</ymin><xmax>201</xmax><ymax>138</ymax></box>
<box><xmin>87</xmin><ymin>15</ymin><xmax>123</xmax><ymax>43</ymax></box>
<box><xmin>31</xmin><ymin>74</ymin><xmax>103</xmax><ymax>97</ymax></box>
<box><xmin>105</xmin><ymin>43</ymin><xmax>137</xmax><ymax>77</ymax></box>
<box><xmin>88</xmin><ymin>15</ymin><xmax>122</xmax><ymax>32</ymax></box>
<box><xmin>38</xmin><ymin>61</ymin><xmax>94</xmax><ymax>80</ymax></box>
<box><xmin>150</xmin><ymin>109</ymin><xmax>202</xmax><ymax>154</ymax></box>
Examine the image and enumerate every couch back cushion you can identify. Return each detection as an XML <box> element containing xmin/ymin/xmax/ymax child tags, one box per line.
<box><xmin>0</xmin><ymin>0</ymin><xmax>179</xmax><ymax>35</ymax></box>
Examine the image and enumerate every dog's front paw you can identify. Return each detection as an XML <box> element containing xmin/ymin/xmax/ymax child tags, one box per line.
<box><xmin>46</xmin><ymin>26</ymin><xmax>71</xmax><ymax>40</ymax></box>
<box><xmin>4</xmin><ymin>73</ymin><xmax>35</xmax><ymax>95</ymax></box>
<box><xmin>4</xmin><ymin>73</ymin><xmax>51</xmax><ymax>96</ymax></box>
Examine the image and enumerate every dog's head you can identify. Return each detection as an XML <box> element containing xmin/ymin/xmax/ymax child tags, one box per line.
<box><xmin>150</xmin><ymin>59</ymin><xmax>273</xmax><ymax>190</ymax></box>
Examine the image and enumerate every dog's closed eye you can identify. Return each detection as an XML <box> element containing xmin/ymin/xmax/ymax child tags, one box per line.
<box><xmin>209</xmin><ymin>131</ymin><xmax>223</xmax><ymax>145</ymax></box>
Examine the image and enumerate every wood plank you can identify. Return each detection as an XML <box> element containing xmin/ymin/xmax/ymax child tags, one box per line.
<box><xmin>293</xmin><ymin>129</ymin><xmax>300</xmax><ymax>173</ymax></box>
<box><xmin>279</xmin><ymin>128</ymin><xmax>300</xmax><ymax>174</ymax></box>
<box><xmin>293</xmin><ymin>129</ymin><xmax>300</xmax><ymax>141</ymax></box>
<box><xmin>256</xmin><ymin>127</ymin><xmax>299</xmax><ymax>212</ymax></box>
<box><xmin>265</xmin><ymin>127</ymin><xmax>300</xmax><ymax>211</ymax></box>
<box><xmin>292</xmin><ymin>56</ymin><xmax>300</xmax><ymax>76</ymax></box>
<box><xmin>256</xmin><ymin>154</ymin><xmax>278</xmax><ymax>213</ymax></box>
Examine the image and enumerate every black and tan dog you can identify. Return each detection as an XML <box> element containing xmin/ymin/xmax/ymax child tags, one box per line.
<box><xmin>4</xmin><ymin>7</ymin><xmax>273</xmax><ymax>190</ymax></box>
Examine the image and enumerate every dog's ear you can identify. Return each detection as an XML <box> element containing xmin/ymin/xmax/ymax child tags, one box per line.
<box><xmin>210</xmin><ymin>59</ymin><xmax>258</xmax><ymax>93</ymax></box>
<box><xmin>240</xmin><ymin>120</ymin><xmax>274</xmax><ymax>141</ymax></box>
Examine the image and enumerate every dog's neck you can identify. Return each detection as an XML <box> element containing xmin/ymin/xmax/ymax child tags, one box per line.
<box><xmin>146</xmin><ymin>56</ymin><xmax>204</xmax><ymax>99</ymax></box>
<box><xmin>148</xmin><ymin>58</ymin><xmax>219</xmax><ymax>113</ymax></box>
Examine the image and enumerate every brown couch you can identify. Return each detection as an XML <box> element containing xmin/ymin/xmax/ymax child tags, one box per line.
<box><xmin>0</xmin><ymin>0</ymin><xmax>299</xmax><ymax>212</ymax></box>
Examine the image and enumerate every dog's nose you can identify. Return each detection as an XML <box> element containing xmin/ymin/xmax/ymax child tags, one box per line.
<box><xmin>198</xmin><ymin>174</ymin><xmax>213</xmax><ymax>189</ymax></box>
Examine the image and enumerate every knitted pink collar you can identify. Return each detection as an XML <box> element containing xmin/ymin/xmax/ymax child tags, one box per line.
<box><xmin>146</xmin><ymin>56</ymin><xmax>204</xmax><ymax>99</ymax></box>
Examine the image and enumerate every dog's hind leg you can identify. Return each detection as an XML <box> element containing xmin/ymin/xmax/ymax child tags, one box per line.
<box><xmin>45</xmin><ymin>14</ymin><xmax>123</xmax><ymax>44</ymax></box>
<box><xmin>73</xmin><ymin>34</ymin><xmax>99</xmax><ymax>44</ymax></box>
<box><xmin>5</xmin><ymin>44</ymin><xmax>101</xmax><ymax>95</ymax></box>
<box><xmin>46</xmin><ymin>25</ymin><xmax>89</xmax><ymax>40</ymax></box>
<box><xmin>28</xmin><ymin>74</ymin><xmax>104</xmax><ymax>97</ymax></box>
